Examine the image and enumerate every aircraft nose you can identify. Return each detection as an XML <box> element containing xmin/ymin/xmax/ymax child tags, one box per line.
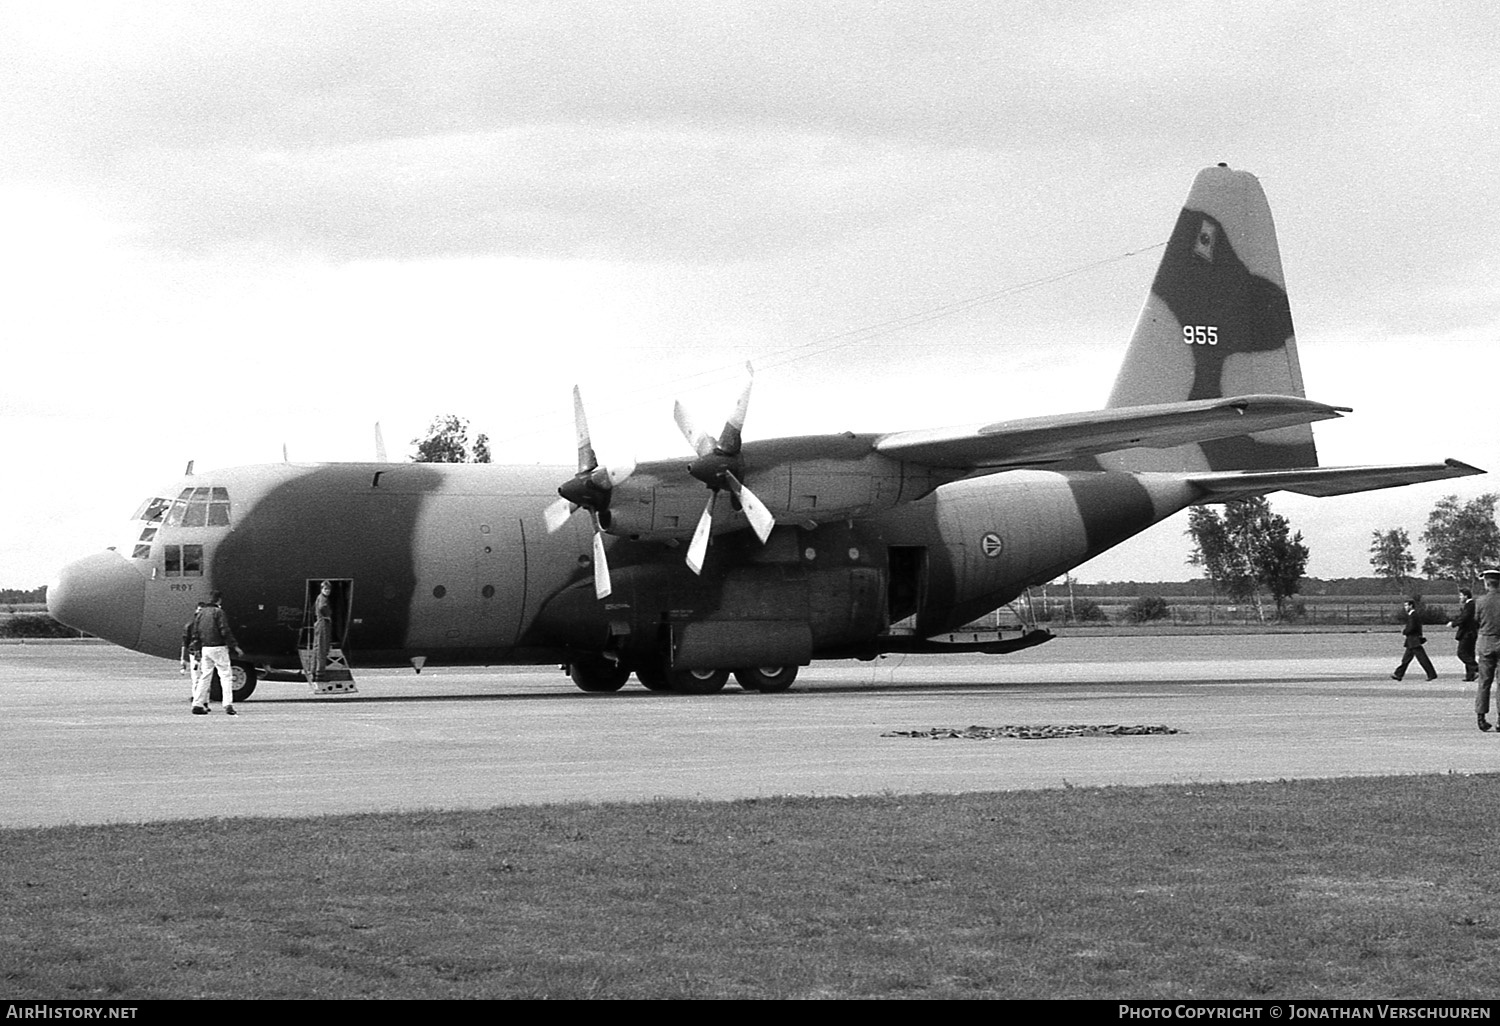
<box><xmin>48</xmin><ymin>551</ymin><xmax>146</xmax><ymax>649</ymax></box>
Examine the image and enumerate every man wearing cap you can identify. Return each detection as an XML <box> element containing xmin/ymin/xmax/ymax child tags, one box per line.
<box><xmin>1474</xmin><ymin>569</ymin><xmax>1500</xmax><ymax>732</ymax></box>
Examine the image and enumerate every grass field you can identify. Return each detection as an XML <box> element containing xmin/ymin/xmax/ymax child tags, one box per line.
<box><xmin>5</xmin><ymin>774</ymin><xmax>1500</xmax><ymax>999</ymax></box>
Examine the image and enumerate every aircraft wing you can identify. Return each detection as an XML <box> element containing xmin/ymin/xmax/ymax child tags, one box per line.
<box><xmin>873</xmin><ymin>395</ymin><xmax>1349</xmax><ymax>470</ymax></box>
<box><xmin>1186</xmin><ymin>459</ymin><xmax>1485</xmax><ymax>501</ymax></box>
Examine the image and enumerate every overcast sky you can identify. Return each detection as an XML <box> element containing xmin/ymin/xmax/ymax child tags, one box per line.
<box><xmin>3</xmin><ymin>1</ymin><xmax>1496</xmax><ymax>588</ymax></box>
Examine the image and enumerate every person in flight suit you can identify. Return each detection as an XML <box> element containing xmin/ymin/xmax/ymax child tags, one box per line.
<box><xmin>190</xmin><ymin>592</ymin><xmax>243</xmax><ymax>716</ymax></box>
<box><xmin>1390</xmin><ymin>598</ymin><xmax>1438</xmax><ymax>683</ymax></box>
<box><xmin>312</xmin><ymin>580</ymin><xmax>333</xmax><ymax>683</ymax></box>
<box><xmin>1448</xmin><ymin>586</ymin><xmax>1479</xmax><ymax>683</ymax></box>
<box><xmin>1474</xmin><ymin>570</ymin><xmax>1500</xmax><ymax>732</ymax></box>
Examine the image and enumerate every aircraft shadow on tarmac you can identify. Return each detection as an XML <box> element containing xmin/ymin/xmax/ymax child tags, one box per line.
<box><xmin>240</xmin><ymin>673</ymin><xmax>1384</xmax><ymax>706</ymax></box>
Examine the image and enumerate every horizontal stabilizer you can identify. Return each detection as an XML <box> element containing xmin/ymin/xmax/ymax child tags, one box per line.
<box><xmin>875</xmin><ymin>394</ymin><xmax>1347</xmax><ymax>470</ymax></box>
<box><xmin>1188</xmin><ymin>459</ymin><xmax>1484</xmax><ymax>501</ymax></box>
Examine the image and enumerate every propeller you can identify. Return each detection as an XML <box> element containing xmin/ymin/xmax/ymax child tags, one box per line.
<box><xmin>674</xmin><ymin>362</ymin><xmax>775</xmax><ymax>574</ymax></box>
<box><xmin>544</xmin><ymin>387</ymin><xmax>635</xmax><ymax>599</ymax></box>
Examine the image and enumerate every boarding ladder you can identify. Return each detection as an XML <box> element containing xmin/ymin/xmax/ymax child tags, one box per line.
<box><xmin>298</xmin><ymin>627</ymin><xmax>358</xmax><ymax>694</ymax></box>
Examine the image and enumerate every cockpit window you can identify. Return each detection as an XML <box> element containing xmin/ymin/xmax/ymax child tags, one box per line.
<box><xmin>131</xmin><ymin>497</ymin><xmax>171</xmax><ymax>524</ymax></box>
<box><xmin>127</xmin><ymin>498</ymin><xmax>170</xmax><ymax>560</ymax></box>
<box><xmin>161</xmin><ymin>486</ymin><xmax>231</xmax><ymax>528</ymax></box>
<box><xmin>127</xmin><ymin>489</ymin><xmax>230</xmax><ymax>563</ymax></box>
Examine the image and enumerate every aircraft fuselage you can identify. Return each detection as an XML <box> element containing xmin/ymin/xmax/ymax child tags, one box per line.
<box><xmin>53</xmin><ymin>459</ymin><xmax>1197</xmax><ymax>680</ymax></box>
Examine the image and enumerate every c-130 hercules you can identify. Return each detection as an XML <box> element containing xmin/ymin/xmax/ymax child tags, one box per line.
<box><xmin>49</xmin><ymin>165</ymin><xmax>1481</xmax><ymax>699</ymax></box>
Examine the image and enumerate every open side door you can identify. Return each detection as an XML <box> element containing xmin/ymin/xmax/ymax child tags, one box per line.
<box><xmin>299</xmin><ymin>577</ymin><xmax>357</xmax><ymax>694</ymax></box>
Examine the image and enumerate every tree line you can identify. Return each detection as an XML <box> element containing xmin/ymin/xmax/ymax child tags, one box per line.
<box><xmin>1369</xmin><ymin>494</ymin><xmax>1500</xmax><ymax>592</ymax></box>
<box><xmin>1185</xmin><ymin>492</ymin><xmax>1500</xmax><ymax>622</ymax></box>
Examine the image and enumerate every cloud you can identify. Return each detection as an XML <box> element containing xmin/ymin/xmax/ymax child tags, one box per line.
<box><xmin>13</xmin><ymin>1</ymin><xmax>1456</xmax><ymax>265</ymax></box>
<box><xmin>104</xmin><ymin>126</ymin><xmax>1003</xmax><ymax>262</ymax></box>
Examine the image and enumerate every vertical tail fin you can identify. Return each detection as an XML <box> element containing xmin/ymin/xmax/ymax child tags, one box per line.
<box><xmin>1103</xmin><ymin>164</ymin><xmax>1318</xmax><ymax>472</ymax></box>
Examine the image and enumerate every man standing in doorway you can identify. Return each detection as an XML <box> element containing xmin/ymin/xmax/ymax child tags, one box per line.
<box><xmin>191</xmin><ymin>591</ymin><xmax>243</xmax><ymax>716</ymax></box>
<box><xmin>312</xmin><ymin>580</ymin><xmax>333</xmax><ymax>683</ymax></box>
<box><xmin>1474</xmin><ymin>570</ymin><xmax>1500</xmax><ymax>733</ymax></box>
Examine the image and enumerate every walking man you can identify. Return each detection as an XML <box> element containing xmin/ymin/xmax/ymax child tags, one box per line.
<box><xmin>191</xmin><ymin>591</ymin><xmax>243</xmax><ymax>716</ymax></box>
<box><xmin>1391</xmin><ymin>598</ymin><xmax>1438</xmax><ymax>682</ymax></box>
<box><xmin>1449</xmin><ymin>587</ymin><xmax>1479</xmax><ymax>682</ymax></box>
<box><xmin>180</xmin><ymin>600</ymin><xmax>205</xmax><ymax>705</ymax></box>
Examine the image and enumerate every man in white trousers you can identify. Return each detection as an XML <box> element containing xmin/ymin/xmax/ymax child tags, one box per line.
<box><xmin>190</xmin><ymin>591</ymin><xmax>243</xmax><ymax>716</ymax></box>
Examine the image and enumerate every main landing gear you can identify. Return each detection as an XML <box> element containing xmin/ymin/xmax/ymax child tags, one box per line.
<box><xmin>567</xmin><ymin>656</ymin><xmax>632</xmax><ymax>692</ymax></box>
<box><xmin>565</xmin><ymin>659</ymin><xmax>799</xmax><ymax>695</ymax></box>
<box><xmin>209</xmin><ymin>662</ymin><xmax>259</xmax><ymax>703</ymax></box>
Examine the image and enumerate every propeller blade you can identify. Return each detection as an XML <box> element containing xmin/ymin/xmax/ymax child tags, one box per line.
<box><xmin>674</xmin><ymin>401</ymin><xmax>716</xmax><ymax>458</ymax></box>
<box><xmin>719</xmin><ymin>362</ymin><xmax>754</xmax><ymax>455</ymax></box>
<box><xmin>573</xmin><ymin>386</ymin><xmax>598</xmax><ymax>473</ymax></box>
<box><xmin>685</xmin><ymin>494</ymin><xmax>716</xmax><ymax>575</ymax></box>
<box><xmin>725</xmin><ymin>472</ymin><xmax>775</xmax><ymax>543</ymax></box>
<box><xmin>591</xmin><ymin>519</ymin><xmax>612</xmax><ymax>599</ymax></box>
<box><xmin>543</xmin><ymin>497</ymin><xmax>575</xmax><ymax>534</ymax></box>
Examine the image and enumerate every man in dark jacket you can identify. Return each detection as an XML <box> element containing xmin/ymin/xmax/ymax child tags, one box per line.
<box><xmin>1449</xmin><ymin>587</ymin><xmax>1479</xmax><ymax>683</ymax></box>
<box><xmin>1390</xmin><ymin>598</ymin><xmax>1437</xmax><ymax>683</ymax></box>
<box><xmin>180</xmin><ymin>600</ymin><xmax>206</xmax><ymax>704</ymax></box>
<box><xmin>190</xmin><ymin>592</ymin><xmax>242</xmax><ymax>716</ymax></box>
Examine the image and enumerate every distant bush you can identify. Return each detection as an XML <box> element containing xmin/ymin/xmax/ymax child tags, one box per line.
<box><xmin>0</xmin><ymin>613</ymin><xmax>79</xmax><ymax>638</ymax></box>
<box><xmin>1122</xmin><ymin>595</ymin><xmax>1171</xmax><ymax>623</ymax></box>
<box><xmin>1068</xmin><ymin>597</ymin><xmax>1109</xmax><ymax>623</ymax></box>
<box><xmin>1391</xmin><ymin>603</ymin><xmax>1451</xmax><ymax>626</ymax></box>
<box><xmin>1418</xmin><ymin>603</ymin><xmax>1450</xmax><ymax>625</ymax></box>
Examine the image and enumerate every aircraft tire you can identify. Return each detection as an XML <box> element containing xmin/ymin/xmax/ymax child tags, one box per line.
<box><xmin>733</xmin><ymin>665</ymin><xmax>798</xmax><ymax>693</ymax></box>
<box><xmin>668</xmin><ymin>667</ymin><xmax>729</xmax><ymax>694</ymax></box>
<box><xmin>634</xmin><ymin>662</ymin><xmax>672</xmax><ymax>692</ymax></box>
<box><xmin>568</xmin><ymin>658</ymin><xmax>630</xmax><ymax>693</ymax></box>
<box><xmin>210</xmin><ymin>662</ymin><xmax>259</xmax><ymax>703</ymax></box>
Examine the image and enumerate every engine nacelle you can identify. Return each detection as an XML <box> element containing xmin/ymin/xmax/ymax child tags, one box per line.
<box><xmin>603</xmin><ymin>449</ymin><xmax>933</xmax><ymax>541</ymax></box>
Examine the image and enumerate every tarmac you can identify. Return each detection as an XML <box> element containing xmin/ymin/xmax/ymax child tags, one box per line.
<box><xmin>2</xmin><ymin>633</ymin><xmax>1496</xmax><ymax>828</ymax></box>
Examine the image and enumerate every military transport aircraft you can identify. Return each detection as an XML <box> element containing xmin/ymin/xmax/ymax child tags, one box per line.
<box><xmin>48</xmin><ymin>165</ymin><xmax>1482</xmax><ymax>699</ymax></box>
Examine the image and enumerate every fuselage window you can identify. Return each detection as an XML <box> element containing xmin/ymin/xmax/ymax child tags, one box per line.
<box><xmin>164</xmin><ymin>544</ymin><xmax>204</xmax><ymax>577</ymax></box>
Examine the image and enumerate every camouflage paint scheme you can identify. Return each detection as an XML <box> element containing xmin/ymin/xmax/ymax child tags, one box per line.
<box><xmin>49</xmin><ymin>167</ymin><xmax>1481</xmax><ymax>694</ymax></box>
